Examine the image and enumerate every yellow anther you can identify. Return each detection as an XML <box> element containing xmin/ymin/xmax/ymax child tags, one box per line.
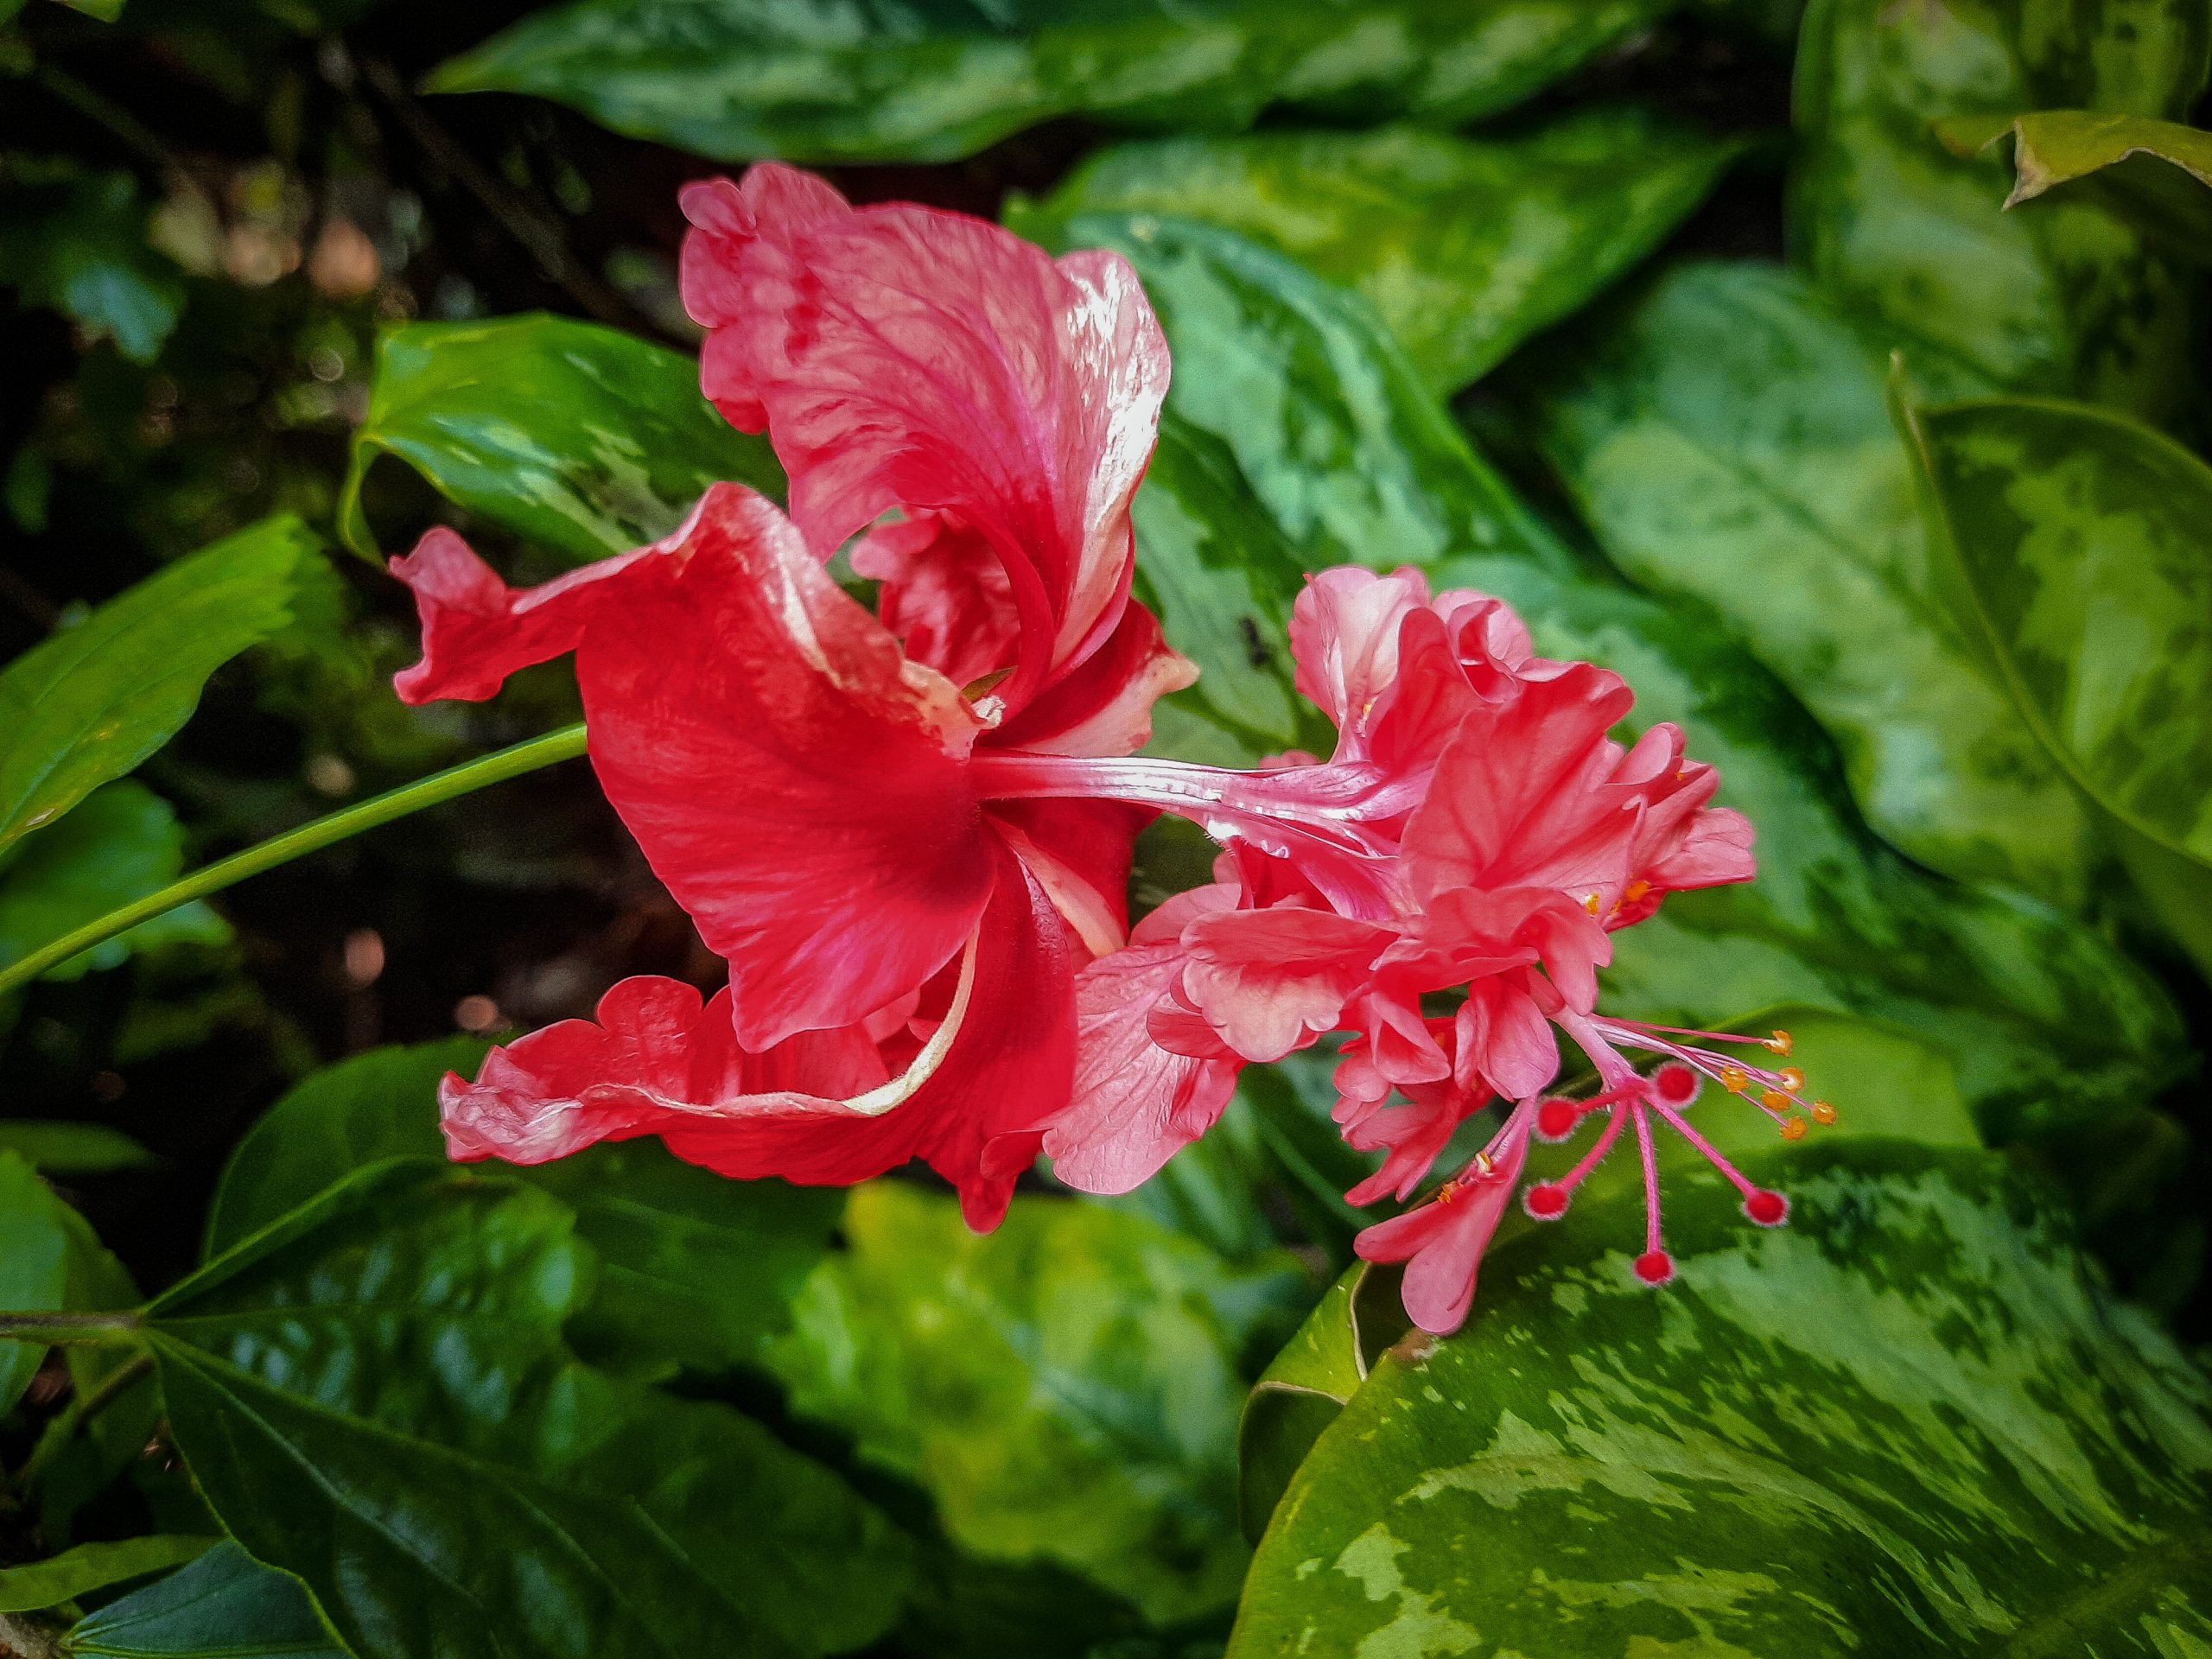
<box><xmin>1624</xmin><ymin>879</ymin><xmax>1651</xmax><ymax>904</ymax></box>
<box><xmin>1759</xmin><ymin>1090</ymin><xmax>1790</xmax><ymax>1114</ymax></box>
<box><xmin>1719</xmin><ymin>1065</ymin><xmax>1750</xmax><ymax>1093</ymax></box>
<box><xmin>1778</xmin><ymin>1066</ymin><xmax>1805</xmax><ymax>1093</ymax></box>
<box><xmin>1583</xmin><ymin>891</ymin><xmax>1603</xmax><ymax>917</ymax></box>
<box><xmin>1764</xmin><ymin>1029</ymin><xmax>1794</xmax><ymax>1057</ymax></box>
<box><xmin>1473</xmin><ymin>1150</ymin><xmax>1495</xmax><ymax>1177</ymax></box>
<box><xmin>1779</xmin><ymin>1116</ymin><xmax>1808</xmax><ymax>1141</ymax></box>
<box><xmin>1437</xmin><ymin>1179</ymin><xmax>1463</xmax><ymax>1205</ymax></box>
<box><xmin>1810</xmin><ymin>1100</ymin><xmax>1838</xmax><ymax>1126</ymax></box>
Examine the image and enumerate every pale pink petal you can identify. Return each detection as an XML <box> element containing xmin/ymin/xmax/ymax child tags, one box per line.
<box><xmin>1456</xmin><ymin>976</ymin><xmax>1560</xmax><ymax>1102</ymax></box>
<box><xmin>1045</xmin><ymin>941</ymin><xmax>1242</xmax><ymax>1195</ymax></box>
<box><xmin>1180</xmin><ymin>906</ymin><xmax>1396</xmax><ymax>1063</ymax></box>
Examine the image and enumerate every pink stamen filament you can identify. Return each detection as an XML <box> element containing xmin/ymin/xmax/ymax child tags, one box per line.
<box><xmin>1552</xmin><ymin>1103</ymin><xmax>1630</xmax><ymax>1195</ymax></box>
<box><xmin>1646</xmin><ymin>1095</ymin><xmax>1764</xmax><ymax>1203</ymax></box>
<box><xmin>1631</xmin><ymin>1104</ymin><xmax>1665</xmax><ymax>1257</ymax></box>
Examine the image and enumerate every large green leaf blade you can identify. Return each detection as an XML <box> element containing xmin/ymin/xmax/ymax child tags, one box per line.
<box><xmin>63</xmin><ymin>1543</ymin><xmax>345</xmax><ymax>1659</ymax></box>
<box><xmin>1906</xmin><ymin>395</ymin><xmax>2212</xmax><ymax>977</ymax></box>
<box><xmin>1527</xmin><ymin>260</ymin><xmax>2097</xmax><ymax>907</ymax></box>
<box><xmin>0</xmin><ymin>515</ymin><xmax>317</xmax><ymax>857</ymax></box>
<box><xmin>1230</xmin><ymin>1141</ymin><xmax>2212</xmax><ymax>1656</ymax></box>
<box><xmin>1790</xmin><ymin>0</ymin><xmax>2209</xmax><ymax>424</ymax></box>
<box><xmin>0</xmin><ymin>1538</ymin><xmax>211</xmax><ymax>1615</ymax></box>
<box><xmin>427</xmin><ymin>0</ymin><xmax>1674</xmax><ymax>166</ymax></box>
<box><xmin>1013</xmin><ymin>110</ymin><xmax>1745</xmax><ymax>394</ymax></box>
<box><xmin>0</xmin><ymin>1152</ymin><xmax>74</xmax><ymax>1414</ymax></box>
<box><xmin>1058</xmin><ymin>211</ymin><xmax>2180</xmax><ymax>1140</ymax></box>
<box><xmin>1967</xmin><ymin>109</ymin><xmax>2212</xmax><ymax>252</ymax></box>
<box><xmin>339</xmin><ymin>314</ymin><xmax>781</xmax><ymax>567</ymax></box>
<box><xmin>768</xmin><ymin>1181</ymin><xmax>1311</xmax><ymax>1628</ymax></box>
<box><xmin>152</xmin><ymin>1162</ymin><xmax>912</xmax><ymax>1659</ymax></box>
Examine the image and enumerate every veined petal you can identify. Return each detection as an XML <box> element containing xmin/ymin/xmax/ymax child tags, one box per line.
<box><xmin>1045</xmin><ymin>940</ymin><xmax>1242</xmax><ymax>1196</ymax></box>
<box><xmin>678</xmin><ymin>165</ymin><xmax>1170</xmax><ymax>708</ymax></box>
<box><xmin>988</xmin><ymin>598</ymin><xmax>1197</xmax><ymax>760</ymax></box>
<box><xmin>986</xmin><ymin>797</ymin><xmax>1152</xmax><ymax>959</ymax></box>
<box><xmin>849</xmin><ymin>511</ymin><xmax>1020</xmax><ymax>690</ymax></box>
<box><xmin>393</xmin><ymin>483</ymin><xmax>998</xmax><ymax>1049</ymax></box>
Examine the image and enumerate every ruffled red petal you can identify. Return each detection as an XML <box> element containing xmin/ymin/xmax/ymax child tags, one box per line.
<box><xmin>392</xmin><ymin>484</ymin><xmax>997</xmax><ymax>1049</ymax></box>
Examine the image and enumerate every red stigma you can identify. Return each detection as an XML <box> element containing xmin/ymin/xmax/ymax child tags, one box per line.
<box><xmin>1652</xmin><ymin>1062</ymin><xmax>1699</xmax><ymax>1105</ymax></box>
<box><xmin>1633</xmin><ymin>1249</ymin><xmax>1675</xmax><ymax>1286</ymax></box>
<box><xmin>1534</xmin><ymin>1098</ymin><xmax>1580</xmax><ymax>1141</ymax></box>
<box><xmin>1744</xmin><ymin>1190</ymin><xmax>1789</xmax><ymax>1226</ymax></box>
<box><xmin>1524</xmin><ymin>1182</ymin><xmax>1569</xmax><ymax>1220</ymax></box>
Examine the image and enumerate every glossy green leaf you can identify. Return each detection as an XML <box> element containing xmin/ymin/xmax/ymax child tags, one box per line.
<box><xmin>1053</xmin><ymin>211</ymin><xmax>2180</xmax><ymax>1141</ymax></box>
<box><xmin>1959</xmin><ymin>109</ymin><xmax>2212</xmax><ymax>248</ymax></box>
<box><xmin>1791</xmin><ymin>0</ymin><xmax>2209</xmax><ymax>424</ymax></box>
<box><xmin>207</xmin><ymin>1038</ymin><xmax>842</xmax><ymax>1375</ymax></box>
<box><xmin>63</xmin><ymin>1543</ymin><xmax>345</xmax><ymax>1659</ymax></box>
<box><xmin>1231</xmin><ymin>1141</ymin><xmax>2212</xmax><ymax>1656</ymax></box>
<box><xmin>0</xmin><ymin>783</ymin><xmax>229</xmax><ymax>981</ymax></box>
<box><xmin>0</xmin><ymin>1538</ymin><xmax>210</xmax><ymax>1614</ymax></box>
<box><xmin>339</xmin><ymin>314</ymin><xmax>781</xmax><ymax>567</ymax></box>
<box><xmin>1528</xmin><ymin>260</ymin><xmax>2097</xmax><ymax>907</ymax></box>
<box><xmin>1010</xmin><ymin>110</ymin><xmax>1745</xmax><ymax>394</ymax></box>
<box><xmin>151</xmin><ymin>1161</ymin><xmax>912</xmax><ymax>1659</ymax></box>
<box><xmin>0</xmin><ymin>1151</ymin><xmax>74</xmax><ymax>1414</ymax></box>
<box><xmin>769</xmin><ymin>1181</ymin><xmax>1310</xmax><ymax>1627</ymax></box>
<box><xmin>200</xmin><ymin>1036</ymin><xmax>488</xmax><ymax>1255</ymax></box>
<box><xmin>1906</xmin><ymin>395</ymin><xmax>2212</xmax><ymax>979</ymax></box>
<box><xmin>0</xmin><ymin>515</ymin><xmax>318</xmax><ymax>859</ymax></box>
<box><xmin>0</xmin><ymin>1121</ymin><xmax>156</xmax><ymax>1175</ymax></box>
<box><xmin>428</xmin><ymin>0</ymin><xmax>1673</xmax><ymax>166</ymax></box>
<box><xmin>0</xmin><ymin>162</ymin><xmax>183</xmax><ymax>364</ymax></box>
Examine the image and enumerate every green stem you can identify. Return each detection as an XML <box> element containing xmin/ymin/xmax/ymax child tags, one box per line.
<box><xmin>0</xmin><ymin>1312</ymin><xmax>142</xmax><ymax>1344</ymax></box>
<box><xmin>0</xmin><ymin>725</ymin><xmax>588</xmax><ymax>1000</ymax></box>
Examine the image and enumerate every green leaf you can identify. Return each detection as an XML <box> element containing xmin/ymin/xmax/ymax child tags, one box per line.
<box><xmin>201</xmin><ymin>1036</ymin><xmax>489</xmax><ymax>1255</ymax></box>
<box><xmin>0</xmin><ymin>1121</ymin><xmax>156</xmax><ymax>1175</ymax></box>
<box><xmin>207</xmin><ymin>1038</ymin><xmax>842</xmax><ymax>1375</ymax></box>
<box><xmin>1230</xmin><ymin>1141</ymin><xmax>2212</xmax><ymax>1656</ymax></box>
<box><xmin>428</xmin><ymin>0</ymin><xmax>1675</xmax><ymax>165</ymax></box>
<box><xmin>1053</xmin><ymin>211</ymin><xmax>2181</xmax><ymax>1141</ymax></box>
<box><xmin>1790</xmin><ymin>0</ymin><xmax>2210</xmax><ymax>424</ymax></box>
<box><xmin>0</xmin><ymin>783</ymin><xmax>230</xmax><ymax>981</ymax></box>
<box><xmin>0</xmin><ymin>162</ymin><xmax>184</xmax><ymax>363</ymax></box>
<box><xmin>1950</xmin><ymin>110</ymin><xmax>2212</xmax><ymax>257</ymax></box>
<box><xmin>1905</xmin><ymin>394</ymin><xmax>2212</xmax><ymax>980</ymax></box>
<box><xmin>0</xmin><ymin>1538</ymin><xmax>211</xmax><ymax>1615</ymax></box>
<box><xmin>63</xmin><ymin>1543</ymin><xmax>345</xmax><ymax>1659</ymax></box>
<box><xmin>768</xmin><ymin>1181</ymin><xmax>1310</xmax><ymax>1627</ymax></box>
<box><xmin>151</xmin><ymin>1161</ymin><xmax>913</xmax><ymax>1659</ymax></box>
<box><xmin>1011</xmin><ymin>110</ymin><xmax>1745</xmax><ymax>395</ymax></box>
<box><xmin>339</xmin><ymin>314</ymin><xmax>781</xmax><ymax>568</ymax></box>
<box><xmin>0</xmin><ymin>515</ymin><xmax>318</xmax><ymax>859</ymax></box>
<box><xmin>0</xmin><ymin>1151</ymin><xmax>74</xmax><ymax>1414</ymax></box>
<box><xmin>1526</xmin><ymin>260</ymin><xmax>2098</xmax><ymax>907</ymax></box>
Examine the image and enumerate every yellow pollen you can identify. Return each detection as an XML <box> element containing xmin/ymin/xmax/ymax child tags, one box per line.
<box><xmin>1759</xmin><ymin>1089</ymin><xmax>1790</xmax><ymax>1113</ymax></box>
<box><xmin>1719</xmin><ymin>1065</ymin><xmax>1750</xmax><ymax>1093</ymax></box>
<box><xmin>1583</xmin><ymin>892</ymin><xmax>1602</xmax><ymax>917</ymax></box>
<box><xmin>1810</xmin><ymin>1100</ymin><xmax>1839</xmax><ymax>1126</ymax></box>
<box><xmin>1437</xmin><ymin>1179</ymin><xmax>1463</xmax><ymax>1205</ymax></box>
<box><xmin>1624</xmin><ymin>879</ymin><xmax>1651</xmax><ymax>904</ymax></box>
<box><xmin>1779</xmin><ymin>1116</ymin><xmax>1808</xmax><ymax>1141</ymax></box>
<box><xmin>1764</xmin><ymin>1029</ymin><xmax>1794</xmax><ymax>1056</ymax></box>
<box><xmin>1778</xmin><ymin>1066</ymin><xmax>1805</xmax><ymax>1093</ymax></box>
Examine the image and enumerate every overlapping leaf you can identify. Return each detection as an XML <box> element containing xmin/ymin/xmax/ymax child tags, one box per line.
<box><xmin>1907</xmin><ymin>395</ymin><xmax>2212</xmax><ymax>979</ymax></box>
<box><xmin>62</xmin><ymin>1543</ymin><xmax>345</xmax><ymax>1659</ymax></box>
<box><xmin>1526</xmin><ymin>261</ymin><xmax>2096</xmax><ymax>907</ymax></box>
<box><xmin>150</xmin><ymin>1161</ymin><xmax>913</xmax><ymax>1659</ymax></box>
<box><xmin>0</xmin><ymin>514</ymin><xmax>317</xmax><ymax>857</ymax></box>
<box><xmin>1044</xmin><ymin>210</ymin><xmax>2180</xmax><ymax>1141</ymax></box>
<box><xmin>1230</xmin><ymin>1141</ymin><xmax>2212</xmax><ymax>1655</ymax></box>
<box><xmin>427</xmin><ymin>0</ymin><xmax>1674</xmax><ymax>165</ymax></box>
<box><xmin>768</xmin><ymin>1181</ymin><xmax>1310</xmax><ymax>1629</ymax></box>
<box><xmin>207</xmin><ymin>1036</ymin><xmax>842</xmax><ymax>1376</ymax></box>
<box><xmin>339</xmin><ymin>314</ymin><xmax>780</xmax><ymax>567</ymax></box>
<box><xmin>1791</xmin><ymin>0</ymin><xmax>2209</xmax><ymax>424</ymax></box>
<box><xmin>1012</xmin><ymin>110</ymin><xmax>1745</xmax><ymax>394</ymax></box>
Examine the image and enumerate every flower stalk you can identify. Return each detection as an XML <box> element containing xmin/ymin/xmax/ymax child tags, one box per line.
<box><xmin>0</xmin><ymin>724</ymin><xmax>588</xmax><ymax>1001</ymax></box>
